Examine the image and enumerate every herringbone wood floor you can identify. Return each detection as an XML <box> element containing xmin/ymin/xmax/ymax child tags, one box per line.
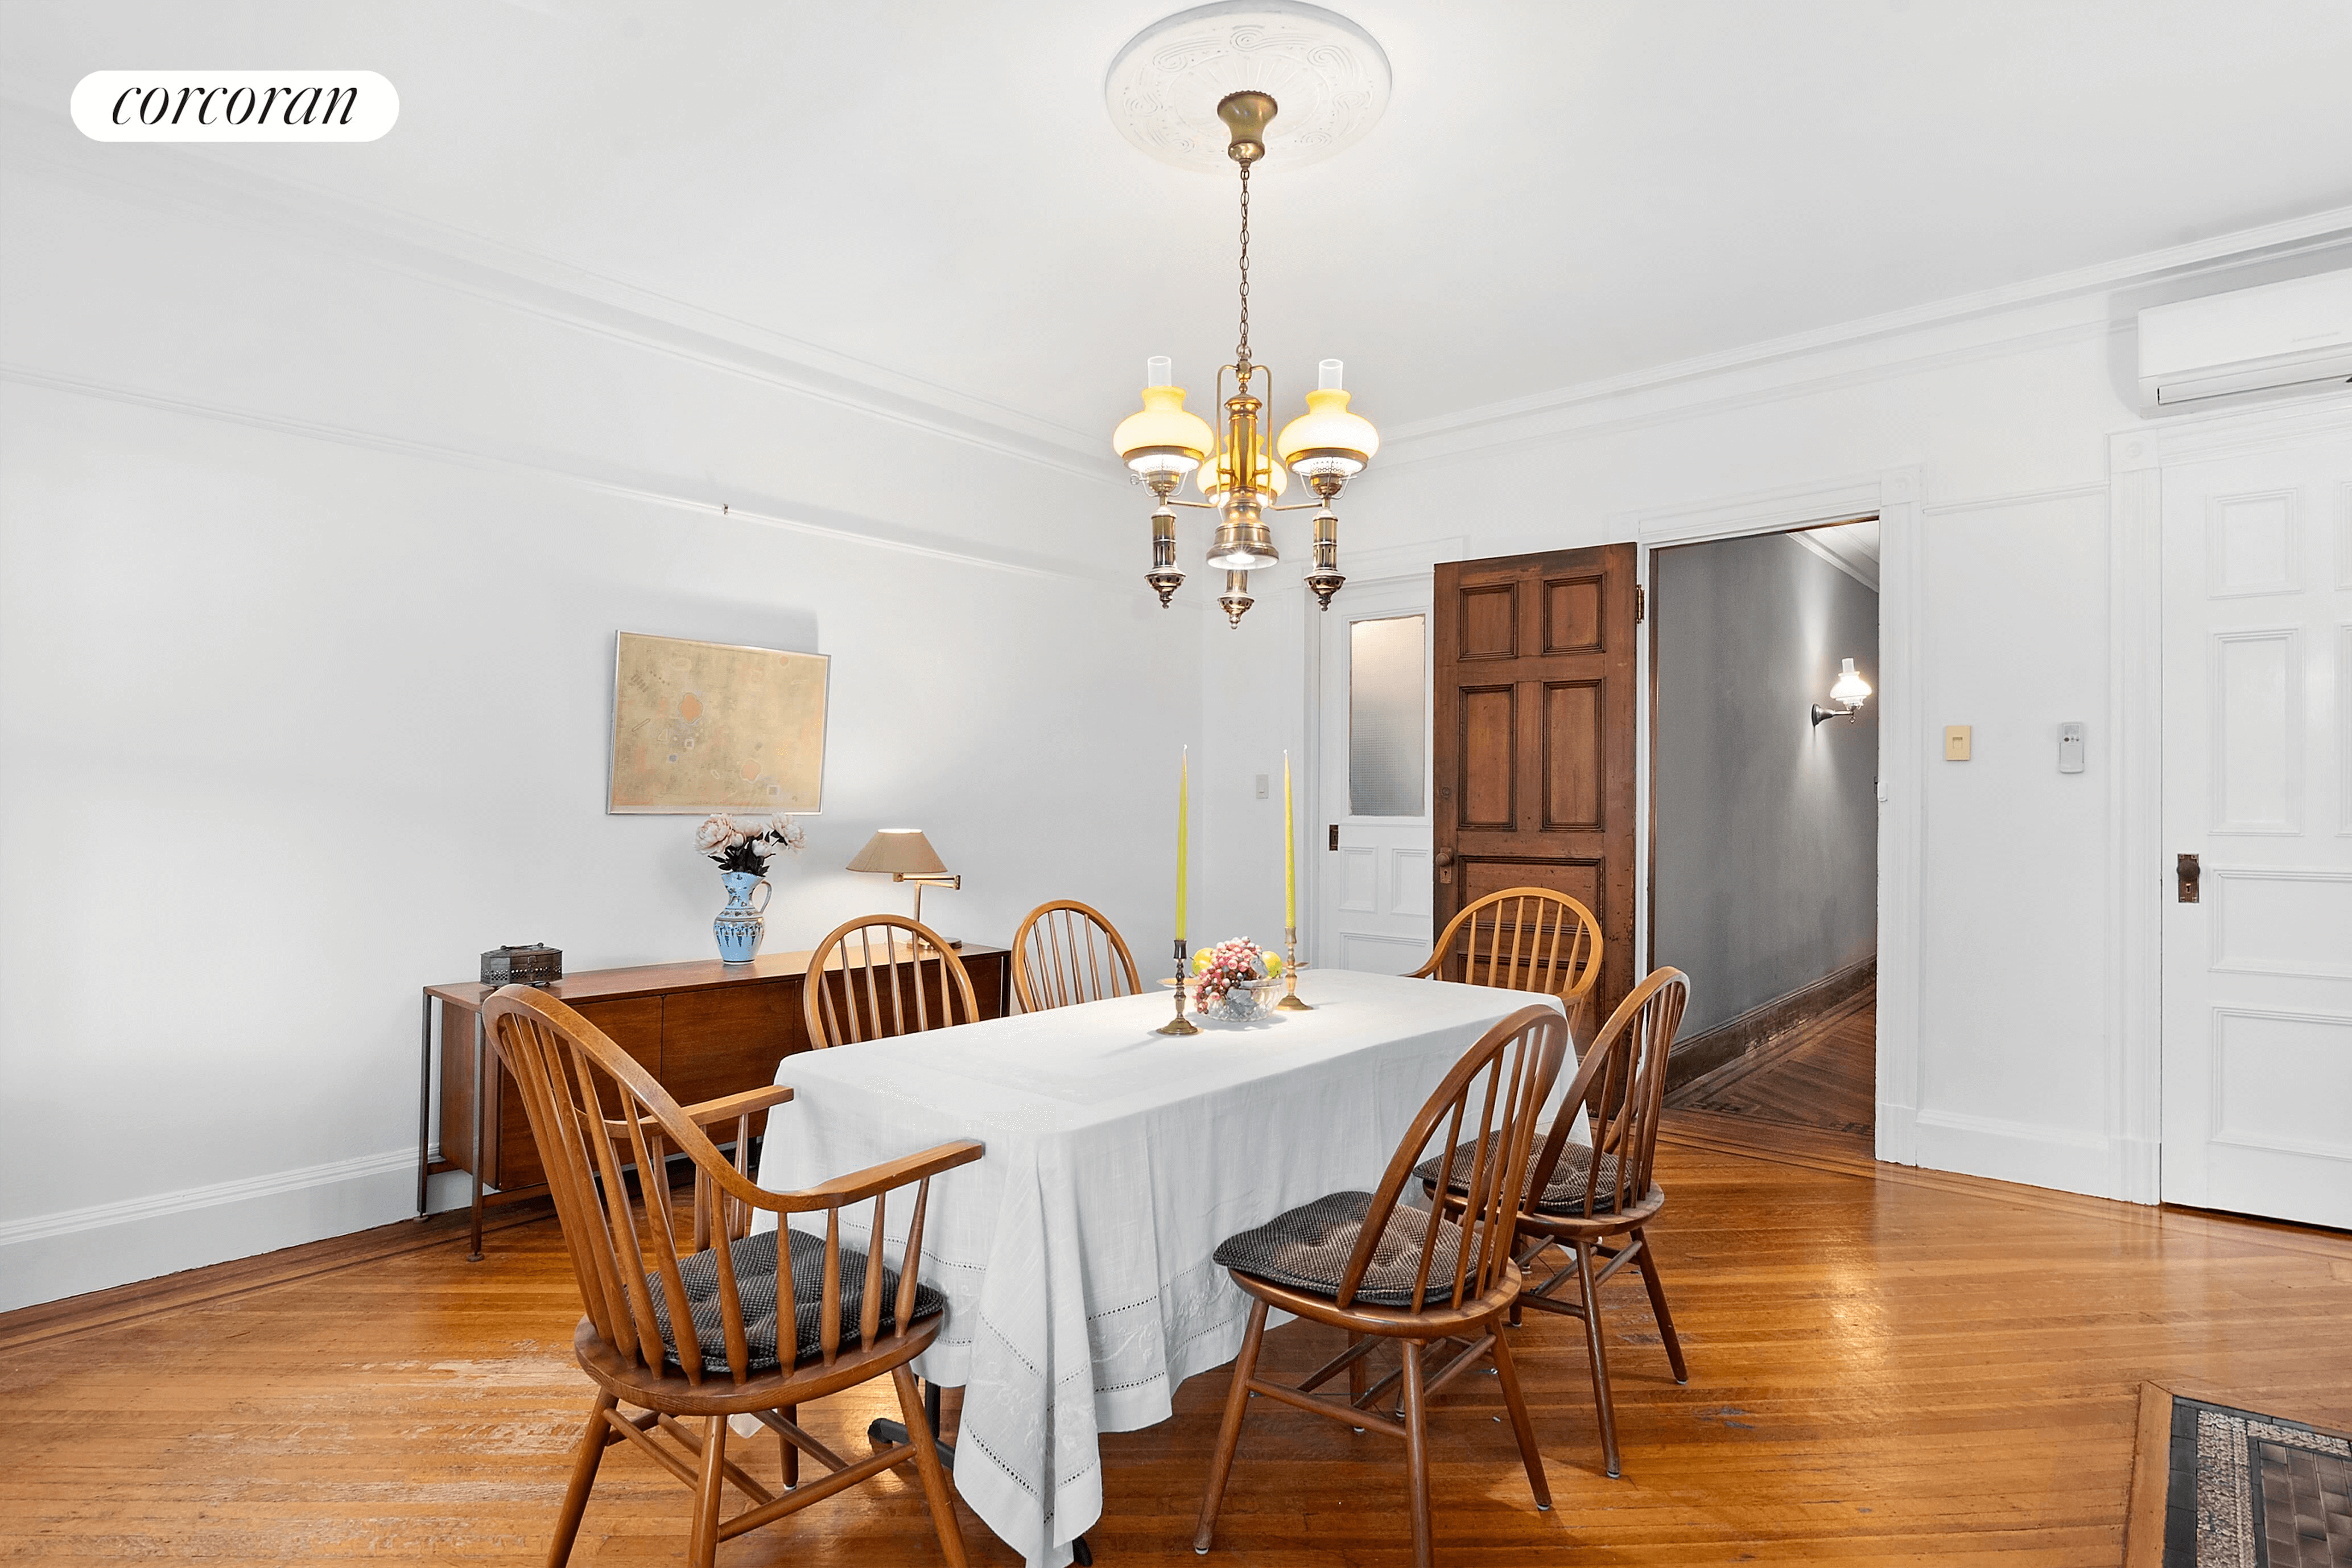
<box><xmin>1668</xmin><ymin>985</ymin><xmax>1878</xmax><ymax>1142</ymax></box>
<box><xmin>4</xmin><ymin>1011</ymin><xmax>2349</xmax><ymax>1565</ymax></box>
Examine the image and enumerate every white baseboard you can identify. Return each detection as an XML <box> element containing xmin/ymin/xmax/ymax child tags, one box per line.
<box><xmin>2110</xmin><ymin>1133</ymin><xmax>2162</xmax><ymax>1205</ymax></box>
<box><xmin>0</xmin><ymin>1147</ymin><xmax>464</xmax><ymax>1313</ymax></box>
<box><xmin>1874</xmin><ymin>1101</ymin><xmax>1920</xmax><ymax>1165</ymax></box>
<box><xmin>1911</xmin><ymin>1108</ymin><xmax>2124</xmax><ymax>1200</ymax></box>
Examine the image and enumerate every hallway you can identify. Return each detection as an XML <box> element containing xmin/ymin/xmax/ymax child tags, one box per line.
<box><xmin>1666</xmin><ymin>985</ymin><xmax>1876</xmax><ymax>1146</ymax></box>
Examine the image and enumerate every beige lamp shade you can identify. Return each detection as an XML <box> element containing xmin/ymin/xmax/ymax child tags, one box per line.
<box><xmin>847</xmin><ymin>828</ymin><xmax>947</xmax><ymax>877</ymax></box>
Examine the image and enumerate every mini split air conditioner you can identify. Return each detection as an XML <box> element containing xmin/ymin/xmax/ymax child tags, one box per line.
<box><xmin>2137</xmin><ymin>269</ymin><xmax>2352</xmax><ymax>413</ymax></box>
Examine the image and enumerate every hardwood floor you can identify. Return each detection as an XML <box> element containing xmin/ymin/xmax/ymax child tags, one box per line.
<box><xmin>1667</xmin><ymin>983</ymin><xmax>1878</xmax><ymax>1144</ymax></box>
<box><xmin>5</xmin><ymin>1116</ymin><xmax>2350</xmax><ymax>1563</ymax></box>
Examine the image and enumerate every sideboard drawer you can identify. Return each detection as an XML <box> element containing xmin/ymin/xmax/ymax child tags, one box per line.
<box><xmin>482</xmin><ymin>995</ymin><xmax>662</xmax><ymax>1191</ymax></box>
<box><xmin>659</xmin><ymin>983</ymin><xmax>800</xmax><ymax>1121</ymax></box>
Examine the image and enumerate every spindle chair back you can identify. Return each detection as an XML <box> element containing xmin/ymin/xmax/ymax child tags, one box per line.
<box><xmin>482</xmin><ymin>984</ymin><xmax>981</xmax><ymax>1567</ymax></box>
<box><xmin>1194</xmin><ymin>1003</ymin><xmax>1570</xmax><ymax>1568</ymax></box>
<box><xmin>1453</xmin><ymin>967</ymin><xmax>1690</xmax><ymax>1480</ymax></box>
<box><xmin>1412</xmin><ymin>887</ymin><xmax>1602</xmax><ymax>1018</ymax></box>
<box><xmin>1010</xmin><ymin>899</ymin><xmax>1142</xmax><ymax>1012</ymax></box>
<box><xmin>802</xmin><ymin>915</ymin><xmax>980</xmax><ymax>1049</ymax></box>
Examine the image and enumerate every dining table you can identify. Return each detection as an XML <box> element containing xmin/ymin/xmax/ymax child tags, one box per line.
<box><xmin>749</xmin><ymin>966</ymin><xmax>1582</xmax><ymax>1568</ymax></box>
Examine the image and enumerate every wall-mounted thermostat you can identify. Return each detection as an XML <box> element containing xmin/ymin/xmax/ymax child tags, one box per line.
<box><xmin>2058</xmin><ymin>722</ymin><xmax>2086</xmax><ymax>774</ymax></box>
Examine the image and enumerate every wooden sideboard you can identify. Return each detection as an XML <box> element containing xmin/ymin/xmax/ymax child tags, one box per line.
<box><xmin>419</xmin><ymin>944</ymin><xmax>1009</xmax><ymax>1257</ymax></box>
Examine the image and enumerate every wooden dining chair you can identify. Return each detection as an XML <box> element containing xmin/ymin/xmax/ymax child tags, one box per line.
<box><xmin>1418</xmin><ymin>966</ymin><xmax>1690</xmax><ymax>1480</ymax></box>
<box><xmin>480</xmin><ymin>984</ymin><xmax>983</xmax><ymax>1567</ymax></box>
<box><xmin>1412</xmin><ymin>887</ymin><xmax>1602</xmax><ymax>1021</ymax></box>
<box><xmin>802</xmin><ymin>915</ymin><xmax>980</xmax><ymax>1048</ymax></box>
<box><xmin>1009</xmin><ymin>899</ymin><xmax>1141</xmax><ymax>1012</ymax></box>
<box><xmin>1194</xmin><ymin>1004</ymin><xmax>1571</xmax><ymax>1568</ymax></box>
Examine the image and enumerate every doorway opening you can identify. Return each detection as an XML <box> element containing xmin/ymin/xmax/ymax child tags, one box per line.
<box><xmin>1310</xmin><ymin>574</ymin><xmax>1436</xmax><ymax>975</ymax></box>
<box><xmin>1649</xmin><ymin>517</ymin><xmax>1883</xmax><ymax>1146</ymax></box>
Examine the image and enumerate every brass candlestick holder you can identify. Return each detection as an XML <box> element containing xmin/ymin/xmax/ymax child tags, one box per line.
<box><xmin>1273</xmin><ymin>925</ymin><xmax>1311</xmax><ymax>1010</ymax></box>
<box><xmin>1156</xmin><ymin>939</ymin><xmax>1201</xmax><ymax>1035</ymax></box>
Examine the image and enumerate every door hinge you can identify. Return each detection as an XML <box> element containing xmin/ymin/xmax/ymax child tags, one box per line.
<box><xmin>1328</xmin><ymin>823</ymin><xmax>1339</xmax><ymax>851</ymax></box>
<box><xmin>1634</xmin><ymin>585</ymin><xmax>1646</xmax><ymax>622</ymax></box>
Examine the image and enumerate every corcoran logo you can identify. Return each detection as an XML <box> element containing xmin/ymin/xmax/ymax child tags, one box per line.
<box><xmin>71</xmin><ymin>71</ymin><xmax>398</xmax><ymax>142</ymax></box>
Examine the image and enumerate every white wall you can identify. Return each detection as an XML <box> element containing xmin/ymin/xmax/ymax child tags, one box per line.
<box><xmin>7</xmin><ymin>110</ymin><xmax>2351</xmax><ymax>1312</ymax></box>
<box><xmin>1287</xmin><ymin>241</ymin><xmax>2352</xmax><ymax>1200</ymax></box>
<box><xmin>0</xmin><ymin>155</ymin><xmax>1202</xmax><ymax>1310</ymax></box>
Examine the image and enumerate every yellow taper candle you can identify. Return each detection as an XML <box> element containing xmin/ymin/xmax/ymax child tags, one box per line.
<box><xmin>1175</xmin><ymin>746</ymin><xmax>1189</xmax><ymax>943</ymax></box>
<box><xmin>1283</xmin><ymin>750</ymin><xmax>1296</xmax><ymax>929</ymax></box>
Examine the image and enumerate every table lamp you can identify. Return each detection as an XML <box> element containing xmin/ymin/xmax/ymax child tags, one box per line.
<box><xmin>847</xmin><ymin>828</ymin><xmax>962</xmax><ymax>948</ymax></box>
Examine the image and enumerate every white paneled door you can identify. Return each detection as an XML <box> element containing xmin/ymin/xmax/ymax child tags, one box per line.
<box><xmin>1316</xmin><ymin>577</ymin><xmax>1435</xmax><ymax>974</ymax></box>
<box><xmin>2160</xmin><ymin>432</ymin><xmax>2352</xmax><ymax>1228</ymax></box>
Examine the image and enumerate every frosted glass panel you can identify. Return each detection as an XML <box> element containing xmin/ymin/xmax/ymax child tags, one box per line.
<box><xmin>1350</xmin><ymin>614</ymin><xmax>1426</xmax><ymax>816</ymax></box>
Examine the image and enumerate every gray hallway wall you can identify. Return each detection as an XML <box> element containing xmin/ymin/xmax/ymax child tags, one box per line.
<box><xmin>1652</xmin><ymin>531</ymin><xmax>1879</xmax><ymax>1038</ymax></box>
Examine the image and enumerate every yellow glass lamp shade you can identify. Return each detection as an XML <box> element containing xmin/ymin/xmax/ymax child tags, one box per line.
<box><xmin>1829</xmin><ymin>657</ymin><xmax>1872</xmax><ymax>708</ymax></box>
<box><xmin>1278</xmin><ymin>387</ymin><xmax>1380</xmax><ymax>478</ymax></box>
<box><xmin>1196</xmin><ymin>441</ymin><xmax>1288</xmax><ymax>505</ymax></box>
<box><xmin>1112</xmin><ymin>384</ymin><xmax>1215</xmax><ymax>477</ymax></box>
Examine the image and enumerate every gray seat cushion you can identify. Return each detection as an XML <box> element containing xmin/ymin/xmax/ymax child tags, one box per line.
<box><xmin>645</xmin><ymin>1226</ymin><xmax>946</xmax><ymax>1375</ymax></box>
<box><xmin>1415</xmin><ymin>1134</ymin><xmax>1653</xmax><ymax>1216</ymax></box>
<box><xmin>1212</xmin><ymin>1191</ymin><xmax>1469</xmax><ymax>1307</ymax></box>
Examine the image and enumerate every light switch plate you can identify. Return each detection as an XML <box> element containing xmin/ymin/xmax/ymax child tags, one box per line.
<box><xmin>1945</xmin><ymin>725</ymin><xmax>1972</xmax><ymax>761</ymax></box>
<box><xmin>2058</xmin><ymin>721</ymin><xmax>2085</xmax><ymax>774</ymax></box>
<box><xmin>1254</xmin><ymin>773</ymin><xmax>1269</xmax><ymax>799</ymax></box>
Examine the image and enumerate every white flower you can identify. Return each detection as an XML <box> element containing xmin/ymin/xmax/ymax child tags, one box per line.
<box><xmin>692</xmin><ymin>814</ymin><xmax>733</xmax><ymax>852</ymax></box>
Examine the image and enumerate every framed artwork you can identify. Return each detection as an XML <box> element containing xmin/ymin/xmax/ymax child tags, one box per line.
<box><xmin>607</xmin><ymin>632</ymin><xmax>829</xmax><ymax>814</ymax></box>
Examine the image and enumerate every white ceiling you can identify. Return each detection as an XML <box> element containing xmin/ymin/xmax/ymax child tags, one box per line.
<box><xmin>1793</xmin><ymin>519</ymin><xmax>1881</xmax><ymax>593</ymax></box>
<box><xmin>6</xmin><ymin>0</ymin><xmax>2351</xmax><ymax>448</ymax></box>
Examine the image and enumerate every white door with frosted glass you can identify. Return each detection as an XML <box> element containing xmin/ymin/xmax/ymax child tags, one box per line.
<box><xmin>1315</xmin><ymin>577</ymin><xmax>1435</xmax><ymax>973</ymax></box>
<box><xmin>2159</xmin><ymin>432</ymin><xmax>2352</xmax><ymax>1228</ymax></box>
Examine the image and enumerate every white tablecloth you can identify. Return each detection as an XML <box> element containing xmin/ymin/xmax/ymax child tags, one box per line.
<box><xmin>750</xmin><ymin>969</ymin><xmax>1572</xmax><ymax>1567</ymax></box>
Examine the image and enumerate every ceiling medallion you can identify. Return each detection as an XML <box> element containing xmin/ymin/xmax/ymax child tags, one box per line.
<box><xmin>1104</xmin><ymin>0</ymin><xmax>1392</xmax><ymax>174</ymax></box>
<box><xmin>1107</xmin><ymin>9</ymin><xmax>1386</xmax><ymax>628</ymax></box>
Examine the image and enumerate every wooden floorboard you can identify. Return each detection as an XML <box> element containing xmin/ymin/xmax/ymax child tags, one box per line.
<box><xmin>1668</xmin><ymin>984</ymin><xmax>1878</xmax><ymax>1146</ymax></box>
<box><xmin>5</xmin><ymin>1128</ymin><xmax>2351</xmax><ymax>1564</ymax></box>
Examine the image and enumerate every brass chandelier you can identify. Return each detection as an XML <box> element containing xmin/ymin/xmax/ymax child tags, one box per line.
<box><xmin>1110</xmin><ymin>90</ymin><xmax>1379</xmax><ymax>628</ymax></box>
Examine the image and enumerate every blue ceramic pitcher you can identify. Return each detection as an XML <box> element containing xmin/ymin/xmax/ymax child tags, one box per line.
<box><xmin>712</xmin><ymin>870</ymin><xmax>771</xmax><ymax>963</ymax></box>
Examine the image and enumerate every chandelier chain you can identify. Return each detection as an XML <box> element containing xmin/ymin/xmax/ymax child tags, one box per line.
<box><xmin>1235</xmin><ymin>161</ymin><xmax>1252</xmax><ymax>370</ymax></box>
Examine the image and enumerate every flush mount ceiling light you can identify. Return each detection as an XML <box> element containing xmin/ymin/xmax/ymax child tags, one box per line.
<box><xmin>1105</xmin><ymin>2</ymin><xmax>1391</xmax><ymax>628</ymax></box>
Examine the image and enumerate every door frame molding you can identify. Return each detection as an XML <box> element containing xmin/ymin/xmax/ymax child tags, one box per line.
<box><xmin>1610</xmin><ymin>468</ymin><xmax>1925</xmax><ymax>1167</ymax></box>
<box><xmin>2109</xmin><ymin>391</ymin><xmax>2352</xmax><ymax>1206</ymax></box>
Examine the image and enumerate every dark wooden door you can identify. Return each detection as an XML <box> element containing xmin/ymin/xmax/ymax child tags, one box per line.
<box><xmin>1433</xmin><ymin>544</ymin><xmax>1639</xmax><ymax>1025</ymax></box>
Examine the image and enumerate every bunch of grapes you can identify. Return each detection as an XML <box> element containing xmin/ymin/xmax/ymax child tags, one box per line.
<box><xmin>1191</xmin><ymin>938</ymin><xmax>1281</xmax><ymax>1004</ymax></box>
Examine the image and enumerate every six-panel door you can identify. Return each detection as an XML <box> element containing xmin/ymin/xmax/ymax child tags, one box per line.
<box><xmin>1433</xmin><ymin>544</ymin><xmax>1639</xmax><ymax>1025</ymax></box>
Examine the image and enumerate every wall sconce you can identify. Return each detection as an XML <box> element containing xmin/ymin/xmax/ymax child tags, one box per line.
<box><xmin>1811</xmin><ymin>657</ymin><xmax>1872</xmax><ymax>727</ymax></box>
<box><xmin>847</xmin><ymin>828</ymin><xmax>963</xmax><ymax>947</ymax></box>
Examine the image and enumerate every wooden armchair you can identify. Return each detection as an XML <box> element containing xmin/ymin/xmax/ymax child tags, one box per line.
<box><xmin>481</xmin><ymin>984</ymin><xmax>982</xmax><ymax>1568</ymax></box>
<box><xmin>1420</xmin><ymin>967</ymin><xmax>1690</xmax><ymax>1479</ymax></box>
<box><xmin>1194</xmin><ymin>1003</ymin><xmax>1570</xmax><ymax>1568</ymax></box>
<box><xmin>802</xmin><ymin>915</ymin><xmax>980</xmax><ymax>1047</ymax></box>
<box><xmin>1010</xmin><ymin>899</ymin><xmax>1141</xmax><ymax>1012</ymax></box>
<box><xmin>1413</xmin><ymin>887</ymin><xmax>1602</xmax><ymax>1037</ymax></box>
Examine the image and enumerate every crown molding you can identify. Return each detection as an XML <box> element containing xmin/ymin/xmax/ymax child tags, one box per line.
<box><xmin>1378</xmin><ymin>207</ymin><xmax>2352</xmax><ymax>469</ymax></box>
<box><xmin>0</xmin><ymin>91</ymin><xmax>1123</xmax><ymax>488</ymax></box>
<box><xmin>0</xmin><ymin>361</ymin><xmax>1160</xmax><ymax>598</ymax></box>
<box><xmin>9</xmin><ymin>80</ymin><xmax>2349</xmax><ymax>502</ymax></box>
